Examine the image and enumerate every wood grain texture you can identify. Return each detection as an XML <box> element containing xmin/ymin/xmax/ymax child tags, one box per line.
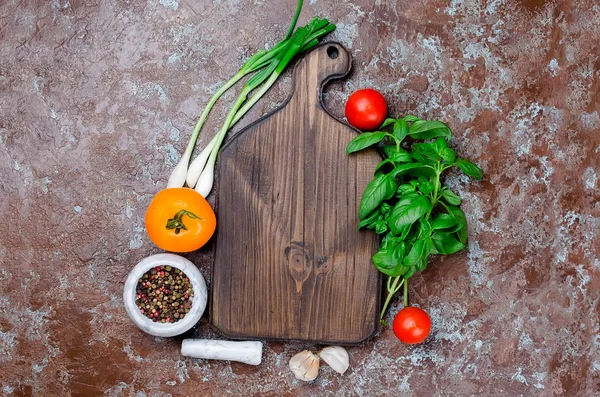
<box><xmin>211</xmin><ymin>43</ymin><xmax>382</xmax><ymax>344</ymax></box>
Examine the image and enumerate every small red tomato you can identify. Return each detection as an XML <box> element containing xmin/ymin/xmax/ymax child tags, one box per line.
<box><xmin>392</xmin><ymin>307</ymin><xmax>431</xmax><ymax>344</ymax></box>
<box><xmin>345</xmin><ymin>88</ymin><xmax>388</xmax><ymax>131</ymax></box>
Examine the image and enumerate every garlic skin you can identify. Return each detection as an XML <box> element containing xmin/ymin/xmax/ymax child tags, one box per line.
<box><xmin>289</xmin><ymin>350</ymin><xmax>320</xmax><ymax>381</ymax></box>
<box><xmin>318</xmin><ymin>346</ymin><xmax>349</xmax><ymax>375</ymax></box>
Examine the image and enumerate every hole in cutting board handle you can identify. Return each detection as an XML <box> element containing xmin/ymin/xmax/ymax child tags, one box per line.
<box><xmin>287</xmin><ymin>42</ymin><xmax>350</xmax><ymax>113</ymax></box>
<box><xmin>327</xmin><ymin>46</ymin><xmax>339</xmax><ymax>59</ymax></box>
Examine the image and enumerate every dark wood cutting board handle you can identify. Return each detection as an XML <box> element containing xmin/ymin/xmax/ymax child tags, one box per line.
<box><xmin>211</xmin><ymin>42</ymin><xmax>382</xmax><ymax>344</ymax></box>
<box><xmin>287</xmin><ymin>42</ymin><xmax>351</xmax><ymax>114</ymax></box>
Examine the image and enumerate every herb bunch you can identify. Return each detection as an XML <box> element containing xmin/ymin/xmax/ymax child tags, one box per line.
<box><xmin>346</xmin><ymin>116</ymin><xmax>483</xmax><ymax>321</ymax></box>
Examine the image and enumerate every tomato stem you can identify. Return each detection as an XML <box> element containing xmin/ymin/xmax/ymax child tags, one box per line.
<box><xmin>166</xmin><ymin>210</ymin><xmax>203</xmax><ymax>234</ymax></box>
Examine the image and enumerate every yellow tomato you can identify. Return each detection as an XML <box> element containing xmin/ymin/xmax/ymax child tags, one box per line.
<box><xmin>145</xmin><ymin>188</ymin><xmax>216</xmax><ymax>252</ymax></box>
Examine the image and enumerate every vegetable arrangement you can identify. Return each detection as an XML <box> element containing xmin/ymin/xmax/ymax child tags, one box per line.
<box><xmin>138</xmin><ymin>0</ymin><xmax>482</xmax><ymax>350</ymax></box>
<box><xmin>345</xmin><ymin>89</ymin><xmax>483</xmax><ymax>336</ymax></box>
<box><xmin>145</xmin><ymin>0</ymin><xmax>335</xmax><ymax>253</ymax></box>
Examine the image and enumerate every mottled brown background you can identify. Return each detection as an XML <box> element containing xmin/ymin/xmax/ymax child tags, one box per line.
<box><xmin>1</xmin><ymin>0</ymin><xmax>599</xmax><ymax>396</ymax></box>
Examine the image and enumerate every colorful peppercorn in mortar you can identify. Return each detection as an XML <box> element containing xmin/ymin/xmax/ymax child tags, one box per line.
<box><xmin>135</xmin><ymin>265</ymin><xmax>194</xmax><ymax>323</ymax></box>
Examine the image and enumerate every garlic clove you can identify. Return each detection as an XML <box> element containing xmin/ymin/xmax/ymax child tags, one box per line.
<box><xmin>289</xmin><ymin>350</ymin><xmax>320</xmax><ymax>381</ymax></box>
<box><xmin>318</xmin><ymin>346</ymin><xmax>349</xmax><ymax>375</ymax></box>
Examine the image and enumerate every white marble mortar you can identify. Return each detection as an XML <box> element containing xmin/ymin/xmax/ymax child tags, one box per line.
<box><xmin>123</xmin><ymin>253</ymin><xmax>207</xmax><ymax>337</ymax></box>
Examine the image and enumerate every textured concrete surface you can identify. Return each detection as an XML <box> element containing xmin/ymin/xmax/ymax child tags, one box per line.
<box><xmin>1</xmin><ymin>0</ymin><xmax>599</xmax><ymax>396</ymax></box>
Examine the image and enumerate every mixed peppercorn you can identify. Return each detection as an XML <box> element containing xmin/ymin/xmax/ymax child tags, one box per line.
<box><xmin>135</xmin><ymin>265</ymin><xmax>193</xmax><ymax>323</ymax></box>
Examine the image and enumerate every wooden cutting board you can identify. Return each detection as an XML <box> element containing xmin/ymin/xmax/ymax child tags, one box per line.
<box><xmin>211</xmin><ymin>43</ymin><xmax>382</xmax><ymax>344</ymax></box>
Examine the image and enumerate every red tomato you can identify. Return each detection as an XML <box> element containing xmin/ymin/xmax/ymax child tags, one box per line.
<box><xmin>345</xmin><ymin>88</ymin><xmax>388</xmax><ymax>131</ymax></box>
<box><xmin>392</xmin><ymin>307</ymin><xmax>431</xmax><ymax>344</ymax></box>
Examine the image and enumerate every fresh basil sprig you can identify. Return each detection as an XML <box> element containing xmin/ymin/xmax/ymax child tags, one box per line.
<box><xmin>347</xmin><ymin>115</ymin><xmax>483</xmax><ymax>322</ymax></box>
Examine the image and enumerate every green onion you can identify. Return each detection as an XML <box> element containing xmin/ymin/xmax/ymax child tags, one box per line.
<box><xmin>168</xmin><ymin>0</ymin><xmax>306</xmax><ymax>188</ymax></box>
<box><xmin>193</xmin><ymin>17</ymin><xmax>336</xmax><ymax>197</ymax></box>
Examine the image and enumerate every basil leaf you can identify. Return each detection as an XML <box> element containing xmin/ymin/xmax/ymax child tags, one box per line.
<box><xmin>431</xmin><ymin>232</ymin><xmax>465</xmax><ymax>254</ymax></box>
<box><xmin>433</xmin><ymin>137</ymin><xmax>448</xmax><ymax>151</ymax></box>
<box><xmin>374</xmin><ymin>158</ymin><xmax>393</xmax><ymax>174</ymax></box>
<box><xmin>389</xmin><ymin>195</ymin><xmax>432</xmax><ymax>234</ymax></box>
<box><xmin>379</xmin><ymin>233</ymin><xmax>395</xmax><ymax>250</ymax></box>
<box><xmin>424</xmin><ymin>235</ymin><xmax>432</xmax><ymax>258</ymax></box>
<box><xmin>417</xmin><ymin>178</ymin><xmax>434</xmax><ymax>196</ymax></box>
<box><xmin>398</xmin><ymin>223</ymin><xmax>413</xmax><ymax>241</ymax></box>
<box><xmin>403</xmin><ymin>267</ymin><xmax>417</xmax><ymax>279</ymax></box>
<box><xmin>380</xmin><ymin>118</ymin><xmax>396</xmax><ymax>128</ymax></box>
<box><xmin>357</xmin><ymin>208</ymin><xmax>381</xmax><ymax>230</ymax></box>
<box><xmin>441</xmin><ymin>147</ymin><xmax>456</xmax><ymax>162</ymax></box>
<box><xmin>372</xmin><ymin>243</ymin><xmax>407</xmax><ymax>277</ymax></box>
<box><xmin>375</xmin><ymin>222</ymin><xmax>388</xmax><ymax>234</ymax></box>
<box><xmin>391</xmin><ymin>150</ymin><xmax>412</xmax><ymax>164</ymax></box>
<box><xmin>416</xmin><ymin>256</ymin><xmax>428</xmax><ymax>272</ymax></box>
<box><xmin>390</xmin><ymin>162</ymin><xmax>426</xmax><ymax>178</ymax></box>
<box><xmin>410</xmin><ymin>151</ymin><xmax>435</xmax><ymax>165</ymax></box>
<box><xmin>388</xmin><ymin>193</ymin><xmax>420</xmax><ymax>235</ymax></box>
<box><xmin>447</xmin><ymin>206</ymin><xmax>468</xmax><ymax>243</ymax></box>
<box><xmin>381</xmin><ymin>145</ymin><xmax>396</xmax><ymax>158</ymax></box>
<box><xmin>432</xmin><ymin>213</ymin><xmax>458</xmax><ymax>230</ymax></box>
<box><xmin>408</xmin><ymin>120</ymin><xmax>452</xmax><ymax>139</ymax></box>
<box><xmin>380</xmin><ymin>202</ymin><xmax>392</xmax><ymax>215</ymax></box>
<box><xmin>393</xmin><ymin>119</ymin><xmax>408</xmax><ymax>142</ymax></box>
<box><xmin>396</xmin><ymin>184</ymin><xmax>415</xmax><ymax>196</ymax></box>
<box><xmin>403</xmin><ymin>114</ymin><xmax>420</xmax><ymax>122</ymax></box>
<box><xmin>392</xmin><ymin>242</ymin><xmax>406</xmax><ymax>264</ymax></box>
<box><xmin>393</xmin><ymin>192</ymin><xmax>421</xmax><ymax>208</ymax></box>
<box><xmin>455</xmin><ymin>158</ymin><xmax>483</xmax><ymax>180</ymax></box>
<box><xmin>359</xmin><ymin>174</ymin><xmax>397</xmax><ymax>220</ymax></box>
<box><xmin>419</xmin><ymin>218</ymin><xmax>432</xmax><ymax>238</ymax></box>
<box><xmin>346</xmin><ymin>132</ymin><xmax>387</xmax><ymax>154</ymax></box>
<box><xmin>432</xmin><ymin>138</ymin><xmax>456</xmax><ymax>162</ymax></box>
<box><xmin>403</xmin><ymin>238</ymin><xmax>426</xmax><ymax>267</ymax></box>
<box><xmin>412</xmin><ymin>142</ymin><xmax>442</xmax><ymax>163</ymax></box>
<box><xmin>372</xmin><ymin>250</ymin><xmax>397</xmax><ymax>275</ymax></box>
<box><xmin>441</xmin><ymin>188</ymin><xmax>462</xmax><ymax>205</ymax></box>
<box><xmin>403</xmin><ymin>240</ymin><xmax>424</xmax><ymax>267</ymax></box>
